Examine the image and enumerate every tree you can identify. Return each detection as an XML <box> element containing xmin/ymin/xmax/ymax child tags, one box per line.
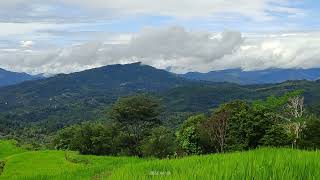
<box><xmin>206</xmin><ymin>100</ymin><xmax>277</xmax><ymax>152</ymax></box>
<box><xmin>223</xmin><ymin>101</ymin><xmax>251</xmax><ymax>151</ymax></box>
<box><xmin>110</xmin><ymin>94</ymin><xmax>161</xmax><ymax>156</ymax></box>
<box><xmin>176</xmin><ymin>114</ymin><xmax>207</xmax><ymax>155</ymax></box>
<box><xmin>260</xmin><ymin>125</ymin><xmax>292</xmax><ymax>147</ymax></box>
<box><xmin>54</xmin><ymin>123</ymin><xmax>118</xmax><ymax>155</ymax></box>
<box><xmin>54</xmin><ymin>125</ymin><xmax>79</xmax><ymax>151</ymax></box>
<box><xmin>300</xmin><ymin>116</ymin><xmax>320</xmax><ymax>149</ymax></box>
<box><xmin>285</xmin><ymin>95</ymin><xmax>306</xmax><ymax>148</ymax></box>
<box><xmin>202</xmin><ymin>109</ymin><xmax>229</xmax><ymax>153</ymax></box>
<box><xmin>142</xmin><ymin>126</ymin><xmax>176</xmax><ymax>158</ymax></box>
<box><xmin>253</xmin><ymin>90</ymin><xmax>306</xmax><ymax>149</ymax></box>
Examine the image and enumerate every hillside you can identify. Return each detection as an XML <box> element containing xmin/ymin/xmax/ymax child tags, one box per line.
<box><xmin>0</xmin><ymin>140</ymin><xmax>318</xmax><ymax>180</ymax></box>
<box><xmin>1</xmin><ymin>63</ymin><xmax>320</xmax><ymax>142</ymax></box>
<box><xmin>182</xmin><ymin>68</ymin><xmax>320</xmax><ymax>84</ymax></box>
<box><xmin>0</xmin><ymin>68</ymin><xmax>40</xmax><ymax>87</ymax></box>
<box><xmin>0</xmin><ymin>63</ymin><xmax>192</xmax><ymax>138</ymax></box>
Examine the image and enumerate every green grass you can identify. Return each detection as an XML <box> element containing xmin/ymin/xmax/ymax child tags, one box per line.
<box><xmin>0</xmin><ymin>140</ymin><xmax>319</xmax><ymax>179</ymax></box>
<box><xmin>0</xmin><ymin>140</ymin><xmax>144</xmax><ymax>179</ymax></box>
<box><xmin>0</xmin><ymin>140</ymin><xmax>26</xmax><ymax>159</ymax></box>
<box><xmin>111</xmin><ymin>148</ymin><xmax>320</xmax><ymax>180</ymax></box>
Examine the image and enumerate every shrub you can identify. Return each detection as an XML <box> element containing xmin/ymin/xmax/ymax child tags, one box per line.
<box><xmin>142</xmin><ymin>126</ymin><xmax>176</xmax><ymax>158</ymax></box>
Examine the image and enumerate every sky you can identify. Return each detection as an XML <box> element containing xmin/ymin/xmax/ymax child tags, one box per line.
<box><xmin>0</xmin><ymin>0</ymin><xmax>320</xmax><ymax>75</ymax></box>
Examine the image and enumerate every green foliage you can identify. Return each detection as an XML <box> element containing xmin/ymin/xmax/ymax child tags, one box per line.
<box><xmin>300</xmin><ymin>116</ymin><xmax>320</xmax><ymax>149</ymax></box>
<box><xmin>54</xmin><ymin>123</ymin><xmax>118</xmax><ymax>155</ymax></box>
<box><xmin>176</xmin><ymin>114</ymin><xmax>207</xmax><ymax>155</ymax></box>
<box><xmin>252</xmin><ymin>90</ymin><xmax>303</xmax><ymax>112</ymax></box>
<box><xmin>110</xmin><ymin>94</ymin><xmax>162</xmax><ymax>156</ymax></box>
<box><xmin>217</xmin><ymin>100</ymin><xmax>251</xmax><ymax>151</ymax></box>
<box><xmin>141</xmin><ymin>126</ymin><xmax>176</xmax><ymax>158</ymax></box>
<box><xmin>260</xmin><ymin>125</ymin><xmax>292</xmax><ymax>147</ymax></box>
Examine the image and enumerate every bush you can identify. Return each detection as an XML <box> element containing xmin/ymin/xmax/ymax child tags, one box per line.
<box><xmin>142</xmin><ymin>126</ymin><xmax>176</xmax><ymax>158</ymax></box>
<box><xmin>54</xmin><ymin>123</ymin><xmax>119</xmax><ymax>155</ymax></box>
<box><xmin>176</xmin><ymin>114</ymin><xmax>207</xmax><ymax>155</ymax></box>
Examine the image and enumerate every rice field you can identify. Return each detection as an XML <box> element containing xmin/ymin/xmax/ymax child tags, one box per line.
<box><xmin>0</xmin><ymin>140</ymin><xmax>319</xmax><ymax>180</ymax></box>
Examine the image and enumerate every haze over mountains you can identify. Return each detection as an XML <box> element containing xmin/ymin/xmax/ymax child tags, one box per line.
<box><xmin>182</xmin><ymin>68</ymin><xmax>320</xmax><ymax>85</ymax></box>
<box><xmin>0</xmin><ymin>68</ymin><xmax>42</xmax><ymax>87</ymax></box>
<box><xmin>2</xmin><ymin>64</ymin><xmax>320</xmax><ymax>87</ymax></box>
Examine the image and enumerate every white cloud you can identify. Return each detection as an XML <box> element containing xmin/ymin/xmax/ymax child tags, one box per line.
<box><xmin>215</xmin><ymin>32</ymin><xmax>320</xmax><ymax>71</ymax></box>
<box><xmin>63</xmin><ymin>0</ymin><xmax>305</xmax><ymax>21</ymax></box>
<box><xmin>0</xmin><ymin>0</ymin><xmax>304</xmax><ymax>22</ymax></box>
<box><xmin>20</xmin><ymin>40</ymin><xmax>34</xmax><ymax>48</ymax></box>
<box><xmin>1</xmin><ymin>27</ymin><xmax>320</xmax><ymax>75</ymax></box>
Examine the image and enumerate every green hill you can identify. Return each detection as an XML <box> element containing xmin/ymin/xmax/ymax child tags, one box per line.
<box><xmin>0</xmin><ymin>140</ymin><xmax>319</xmax><ymax>180</ymax></box>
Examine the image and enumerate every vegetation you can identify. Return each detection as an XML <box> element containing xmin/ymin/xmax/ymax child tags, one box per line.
<box><xmin>2</xmin><ymin>63</ymin><xmax>320</xmax><ymax>146</ymax></box>
<box><xmin>0</xmin><ymin>91</ymin><xmax>319</xmax><ymax>179</ymax></box>
<box><xmin>51</xmin><ymin>92</ymin><xmax>320</xmax><ymax>159</ymax></box>
<box><xmin>0</xmin><ymin>140</ymin><xmax>320</xmax><ymax>179</ymax></box>
<box><xmin>0</xmin><ymin>64</ymin><xmax>320</xmax><ymax>179</ymax></box>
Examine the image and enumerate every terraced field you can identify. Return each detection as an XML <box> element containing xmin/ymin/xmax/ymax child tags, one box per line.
<box><xmin>0</xmin><ymin>140</ymin><xmax>318</xmax><ymax>180</ymax></box>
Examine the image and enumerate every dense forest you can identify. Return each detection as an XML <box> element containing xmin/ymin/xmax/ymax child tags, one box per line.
<box><xmin>53</xmin><ymin>91</ymin><xmax>320</xmax><ymax>158</ymax></box>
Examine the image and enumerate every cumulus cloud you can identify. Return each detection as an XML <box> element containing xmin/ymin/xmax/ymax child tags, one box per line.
<box><xmin>0</xmin><ymin>27</ymin><xmax>243</xmax><ymax>74</ymax></box>
<box><xmin>0</xmin><ymin>27</ymin><xmax>320</xmax><ymax>75</ymax></box>
<box><xmin>215</xmin><ymin>32</ymin><xmax>320</xmax><ymax>71</ymax></box>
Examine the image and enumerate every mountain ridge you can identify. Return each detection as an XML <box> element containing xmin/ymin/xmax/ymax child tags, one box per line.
<box><xmin>1</xmin><ymin>63</ymin><xmax>320</xmax><ymax>140</ymax></box>
<box><xmin>0</xmin><ymin>68</ymin><xmax>42</xmax><ymax>87</ymax></box>
<box><xmin>181</xmin><ymin>68</ymin><xmax>320</xmax><ymax>84</ymax></box>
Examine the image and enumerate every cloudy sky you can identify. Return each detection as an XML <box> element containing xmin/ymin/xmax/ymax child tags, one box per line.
<box><xmin>0</xmin><ymin>0</ymin><xmax>320</xmax><ymax>75</ymax></box>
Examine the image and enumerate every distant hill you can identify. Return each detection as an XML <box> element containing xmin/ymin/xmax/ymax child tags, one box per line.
<box><xmin>0</xmin><ymin>68</ymin><xmax>41</xmax><ymax>87</ymax></box>
<box><xmin>181</xmin><ymin>68</ymin><xmax>320</xmax><ymax>84</ymax></box>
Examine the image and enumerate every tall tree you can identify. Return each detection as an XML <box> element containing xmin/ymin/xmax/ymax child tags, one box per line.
<box><xmin>176</xmin><ymin>114</ymin><xmax>207</xmax><ymax>155</ymax></box>
<box><xmin>285</xmin><ymin>96</ymin><xmax>306</xmax><ymax>148</ymax></box>
<box><xmin>203</xmin><ymin>110</ymin><xmax>229</xmax><ymax>153</ymax></box>
<box><xmin>110</xmin><ymin>94</ymin><xmax>161</xmax><ymax>156</ymax></box>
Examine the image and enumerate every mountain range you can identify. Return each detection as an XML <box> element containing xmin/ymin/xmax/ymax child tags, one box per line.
<box><xmin>0</xmin><ymin>68</ymin><xmax>42</xmax><ymax>87</ymax></box>
<box><xmin>1</xmin><ymin>63</ymin><xmax>320</xmax><ymax>141</ymax></box>
<box><xmin>2</xmin><ymin>65</ymin><xmax>320</xmax><ymax>87</ymax></box>
<box><xmin>181</xmin><ymin>68</ymin><xmax>320</xmax><ymax>84</ymax></box>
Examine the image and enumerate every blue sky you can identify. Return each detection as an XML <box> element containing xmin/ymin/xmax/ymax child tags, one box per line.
<box><xmin>0</xmin><ymin>0</ymin><xmax>319</xmax><ymax>74</ymax></box>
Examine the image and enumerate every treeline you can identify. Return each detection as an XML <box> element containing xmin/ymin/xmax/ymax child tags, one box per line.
<box><xmin>53</xmin><ymin>91</ymin><xmax>320</xmax><ymax>158</ymax></box>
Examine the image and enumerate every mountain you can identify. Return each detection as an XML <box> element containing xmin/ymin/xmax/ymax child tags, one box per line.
<box><xmin>181</xmin><ymin>68</ymin><xmax>320</xmax><ymax>84</ymax></box>
<box><xmin>0</xmin><ymin>62</ymin><xmax>191</xmax><ymax>132</ymax></box>
<box><xmin>1</xmin><ymin>62</ymin><xmax>320</xmax><ymax>143</ymax></box>
<box><xmin>0</xmin><ymin>68</ymin><xmax>40</xmax><ymax>87</ymax></box>
<box><xmin>0</xmin><ymin>62</ymin><xmax>186</xmax><ymax>110</ymax></box>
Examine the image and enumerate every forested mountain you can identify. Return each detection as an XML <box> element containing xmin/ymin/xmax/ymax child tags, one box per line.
<box><xmin>0</xmin><ymin>68</ymin><xmax>40</xmax><ymax>87</ymax></box>
<box><xmin>0</xmin><ymin>62</ymin><xmax>189</xmax><ymax>136</ymax></box>
<box><xmin>181</xmin><ymin>68</ymin><xmax>320</xmax><ymax>85</ymax></box>
<box><xmin>1</xmin><ymin>63</ymin><xmax>320</xmax><ymax>143</ymax></box>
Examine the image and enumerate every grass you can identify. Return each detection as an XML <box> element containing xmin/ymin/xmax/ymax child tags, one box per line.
<box><xmin>111</xmin><ymin>148</ymin><xmax>320</xmax><ymax>180</ymax></box>
<box><xmin>0</xmin><ymin>140</ymin><xmax>26</xmax><ymax>159</ymax></box>
<box><xmin>0</xmin><ymin>140</ymin><xmax>319</xmax><ymax>179</ymax></box>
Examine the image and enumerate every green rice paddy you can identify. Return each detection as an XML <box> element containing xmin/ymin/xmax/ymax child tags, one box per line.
<box><xmin>0</xmin><ymin>140</ymin><xmax>318</xmax><ymax>180</ymax></box>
